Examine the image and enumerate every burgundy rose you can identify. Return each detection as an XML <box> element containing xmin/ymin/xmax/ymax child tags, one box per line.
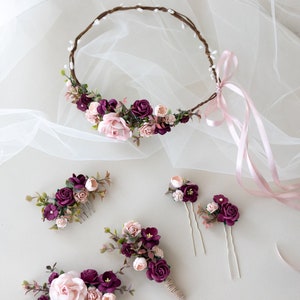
<box><xmin>213</xmin><ymin>194</ymin><xmax>229</xmax><ymax>206</ymax></box>
<box><xmin>217</xmin><ymin>202</ymin><xmax>239</xmax><ymax>226</ymax></box>
<box><xmin>68</xmin><ymin>173</ymin><xmax>87</xmax><ymax>190</ymax></box>
<box><xmin>97</xmin><ymin>99</ymin><xmax>108</xmax><ymax>115</ymax></box>
<box><xmin>121</xmin><ymin>243</ymin><xmax>134</xmax><ymax>258</ymax></box>
<box><xmin>131</xmin><ymin>99</ymin><xmax>153</xmax><ymax>118</ymax></box>
<box><xmin>81</xmin><ymin>269</ymin><xmax>100</xmax><ymax>286</ymax></box>
<box><xmin>43</xmin><ymin>204</ymin><xmax>59</xmax><ymax>221</ymax></box>
<box><xmin>77</xmin><ymin>94</ymin><xmax>92</xmax><ymax>111</ymax></box>
<box><xmin>48</xmin><ymin>272</ymin><xmax>59</xmax><ymax>284</ymax></box>
<box><xmin>55</xmin><ymin>187</ymin><xmax>75</xmax><ymax>206</ymax></box>
<box><xmin>37</xmin><ymin>295</ymin><xmax>50</xmax><ymax>300</ymax></box>
<box><xmin>98</xmin><ymin>271</ymin><xmax>121</xmax><ymax>293</ymax></box>
<box><xmin>141</xmin><ymin>227</ymin><xmax>160</xmax><ymax>249</ymax></box>
<box><xmin>107</xmin><ymin>99</ymin><xmax>117</xmax><ymax>111</ymax></box>
<box><xmin>154</xmin><ymin>123</ymin><xmax>171</xmax><ymax>135</ymax></box>
<box><xmin>146</xmin><ymin>259</ymin><xmax>170</xmax><ymax>283</ymax></box>
<box><xmin>180</xmin><ymin>183</ymin><xmax>199</xmax><ymax>202</ymax></box>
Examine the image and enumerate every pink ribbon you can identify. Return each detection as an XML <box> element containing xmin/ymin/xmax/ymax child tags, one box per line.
<box><xmin>204</xmin><ymin>50</ymin><xmax>300</xmax><ymax>210</ymax></box>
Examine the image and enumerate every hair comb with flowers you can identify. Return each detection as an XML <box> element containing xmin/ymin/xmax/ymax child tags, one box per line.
<box><xmin>198</xmin><ymin>194</ymin><xmax>241</xmax><ymax>279</ymax></box>
<box><xmin>166</xmin><ymin>175</ymin><xmax>206</xmax><ymax>256</ymax></box>
<box><xmin>101</xmin><ymin>220</ymin><xmax>185</xmax><ymax>300</ymax></box>
<box><xmin>26</xmin><ymin>172</ymin><xmax>110</xmax><ymax>229</ymax></box>
<box><xmin>62</xmin><ymin>4</ymin><xmax>300</xmax><ymax>211</ymax></box>
<box><xmin>23</xmin><ymin>262</ymin><xmax>133</xmax><ymax>300</ymax></box>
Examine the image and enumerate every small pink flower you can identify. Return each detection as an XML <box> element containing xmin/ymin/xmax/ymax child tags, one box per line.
<box><xmin>87</xmin><ymin>286</ymin><xmax>102</xmax><ymax>300</ymax></box>
<box><xmin>154</xmin><ymin>104</ymin><xmax>168</xmax><ymax>117</ymax></box>
<box><xmin>56</xmin><ymin>217</ymin><xmax>68</xmax><ymax>229</ymax></box>
<box><xmin>206</xmin><ymin>202</ymin><xmax>219</xmax><ymax>213</ymax></box>
<box><xmin>98</xmin><ymin>113</ymin><xmax>131</xmax><ymax>141</ymax></box>
<box><xmin>170</xmin><ymin>175</ymin><xmax>184</xmax><ymax>188</ymax></box>
<box><xmin>152</xmin><ymin>246</ymin><xmax>164</xmax><ymax>258</ymax></box>
<box><xmin>65</xmin><ymin>80</ymin><xmax>80</xmax><ymax>102</ymax></box>
<box><xmin>133</xmin><ymin>257</ymin><xmax>147</xmax><ymax>271</ymax></box>
<box><xmin>202</xmin><ymin>216</ymin><xmax>213</xmax><ymax>228</ymax></box>
<box><xmin>85</xmin><ymin>177</ymin><xmax>98</xmax><ymax>192</ymax></box>
<box><xmin>74</xmin><ymin>189</ymin><xmax>89</xmax><ymax>203</ymax></box>
<box><xmin>164</xmin><ymin>114</ymin><xmax>176</xmax><ymax>125</ymax></box>
<box><xmin>88</xmin><ymin>102</ymin><xmax>100</xmax><ymax>115</ymax></box>
<box><xmin>139</xmin><ymin>123</ymin><xmax>155</xmax><ymax>137</ymax></box>
<box><xmin>122</xmin><ymin>220</ymin><xmax>142</xmax><ymax>237</ymax></box>
<box><xmin>102</xmin><ymin>293</ymin><xmax>116</xmax><ymax>300</ymax></box>
<box><xmin>172</xmin><ymin>189</ymin><xmax>184</xmax><ymax>202</ymax></box>
<box><xmin>85</xmin><ymin>110</ymin><xmax>100</xmax><ymax>125</ymax></box>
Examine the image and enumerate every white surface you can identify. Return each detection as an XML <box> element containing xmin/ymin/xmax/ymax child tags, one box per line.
<box><xmin>1</xmin><ymin>0</ymin><xmax>300</xmax><ymax>299</ymax></box>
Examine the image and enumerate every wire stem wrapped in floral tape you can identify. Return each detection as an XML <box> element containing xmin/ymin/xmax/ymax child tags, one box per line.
<box><xmin>166</xmin><ymin>175</ymin><xmax>206</xmax><ymax>256</ymax></box>
<box><xmin>198</xmin><ymin>194</ymin><xmax>241</xmax><ymax>279</ymax></box>
<box><xmin>62</xmin><ymin>4</ymin><xmax>300</xmax><ymax>210</ymax></box>
<box><xmin>22</xmin><ymin>262</ymin><xmax>134</xmax><ymax>300</ymax></box>
<box><xmin>26</xmin><ymin>172</ymin><xmax>110</xmax><ymax>229</ymax></box>
<box><xmin>101</xmin><ymin>221</ymin><xmax>185</xmax><ymax>299</ymax></box>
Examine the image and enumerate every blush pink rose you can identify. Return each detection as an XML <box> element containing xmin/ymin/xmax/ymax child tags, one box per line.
<box><xmin>139</xmin><ymin>123</ymin><xmax>155</xmax><ymax>137</ymax></box>
<box><xmin>56</xmin><ymin>217</ymin><xmax>68</xmax><ymax>229</ymax></box>
<box><xmin>164</xmin><ymin>114</ymin><xmax>176</xmax><ymax>125</ymax></box>
<box><xmin>87</xmin><ymin>286</ymin><xmax>102</xmax><ymax>300</ymax></box>
<box><xmin>85</xmin><ymin>177</ymin><xmax>99</xmax><ymax>192</ymax></box>
<box><xmin>102</xmin><ymin>293</ymin><xmax>116</xmax><ymax>300</ymax></box>
<box><xmin>172</xmin><ymin>189</ymin><xmax>184</xmax><ymax>202</ymax></box>
<box><xmin>154</xmin><ymin>104</ymin><xmax>168</xmax><ymax>117</ymax></box>
<box><xmin>88</xmin><ymin>102</ymin><xmax>100</xmax><ymax>115</ymax></box>
<box><xmin>170</xmin><ymin>175</ymin><xmax>184</xmax><ymax>188</ymax></box>
<box><xmin>49</xmin><ymin>271</ymin><xmax>88</xmax><ymax>300</ymax></box>
<box><xmin>85</xmin><ymin>110</ymin><xmax>100</xmax><ymax>125</ymax></box>
<box><xmin>98</xmin><ymin>113</ymin><xmax>131</xmax><ymax>141</ymax></box>
<box><xmin>206</xmin><ymin>202</ymin><xmax>219</xmax><ymax>213</ymax></box>
<box><xmin>133</xmin><ymin>257</ymin><xmax>147</xmax><ymax>271</ymax></box>
<box><xmin>122</xmin><ymin>220</ymin><xmax>142</xmax><ymax>237</ymax></box>
<box><xmin>74</xmin><ymin>189</ymin><xmax>89</xmax><ymax>203</ymax></box>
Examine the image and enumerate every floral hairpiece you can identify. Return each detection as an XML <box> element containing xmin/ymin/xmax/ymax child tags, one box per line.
<box><xmin>62</xmin><ymin>5</ymin><xmax>218</xmax><ymax>146</ymax></box>
<box><xmin>101</xmin><ymin>220</ymin><xmax>185</xmax><ymax>299</ymax></box>
<box><xmin>22</xmin><ymin>262</ymin><xmax>133</xmax><ymax>300</ymax></box>
<box><xmin>165</xmin><ymin>175</ymin><xmax>205</xmax><ymax>256</ymax></box>
<box><xmin>197</xmin><ymin>194</ymin><xmax>241</xmax><ymax>279</ymax></box>
<box><xmin>26</xmin><ymin>172</ymin><xmax>110</xmax><ymax>229</ymax></box>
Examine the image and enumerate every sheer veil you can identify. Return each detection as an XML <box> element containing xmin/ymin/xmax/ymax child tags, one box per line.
<box><xmin>1</xmin><ymin>0</ymin><xmax>300</xmax><ymax>181</ymax></box>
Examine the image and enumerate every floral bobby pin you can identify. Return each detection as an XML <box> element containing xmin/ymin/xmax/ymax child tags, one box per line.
<box><xmin>101</xmin><ymin>220</ymin><xmax>185</xmax><ymax>300</ymax></box>
<box><xmin>23</xmin><ymin>262</ymin><xmax>133</xmax><ymax>300</ymax></box>
<box><xmin>166</xmin><ymin>175</ymin><xmax>206</xmax><ymax>256</ymax></box>
<box><xmin>198</xmin><ymin>194</ymin><xmax>241</xmax><ymax>279</ymax></box>
<box><xmin>26</xmin><ymin>172</ymin><xmax>110</xmax><ymax>229</ymax></box>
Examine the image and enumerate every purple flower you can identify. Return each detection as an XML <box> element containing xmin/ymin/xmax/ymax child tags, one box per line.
<box><xmin>68</xmin><ymin>174</ymin><xmax>87</xmax><ymax>189</ymax></box>
<box><xmin>55</xmin><ymin>187</ymin><xmax>75</xmax><ymax>206</ymax></box>
<box><xmin>37</xmin><ymin>295</ymin><xmax>50</xmax><ymax>300</ymax></box>
<box><xmin>180</xmin><ymin>115</ymin><xmax>190</xmax><ymax>123</ymax></box>
<box><xmin>81</xmin><ymin>269</ymin><xmax>100</xmax><ymax>286</ymax></box>
<box><xmin>131</xmin><ymin>99</ymin><xmax>153</xmax><ymax>118</ymax></box>
<box><xmin>77</xmin><ymin>94</ymin><xmax>92</xmax><ymax>111</ymax></box>
<box><xmin>146</xmin><ymin>259</ymin><xmax>170</xmax><ymax>283</ymax></box>
<box><xmin>217</xmin><ymin>202</ymin><xmax>239</xmax><ymax>226</ymax></box>
<box><xmin>98</xmin><ymin>271</ymin><xmax>121</xmax><ymax>293</ymax></box>
<box><xmin>48</xmin><ymin>272</ymin><xmax>59</xmax><ymax>284</ymax></box>
<box><xmin>43</xmin><ymin>204</ymin><xmax>59</xmax><ymax>221</ymax></box>
<box><xmin>154</xmin><ymin>123</ymin><xmax>171</xmax><ymax>135</ymax></box>
<box><xmin>180</xmin><ymin>183</ymin><xmax>199</xmax><ymax>202</ymax></box>
<box><xmin>213</xmin><ymin>194</ymin><xmax>229</xmax><ymax>206</ymax></box>
<box><xmin>121</xmin><ymin>243</ymin><xmax>134</xmax><ymax>258</ymax></box>
<box><xmin>97</xmin><ymin>99</ymin><xmax>118</xmax><ymax>116</ymax></box>
<box><xmin>141</xmin><ymin>227</ymin><xmax>160</xmax><ymax>249</ymax></box>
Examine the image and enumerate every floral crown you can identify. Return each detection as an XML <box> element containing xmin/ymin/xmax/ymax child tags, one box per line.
<box><xmin>62</xmin><ymin>5</ymin><xmax>218</xmax><ymax>145</ymax></box>
<box><xmin>22</xmin><ymin>262</ymin><xmax>133</xmax><ymax>300</ymax></box>
<box><xmin>26</xmin><ymin>172</ymin><xmax>110</xmax><ymax>229</ymax></box>
<box><xmin>101</xmin><ymin>220</ymin><xmax>185</xmax><ymax>299</ymax></box>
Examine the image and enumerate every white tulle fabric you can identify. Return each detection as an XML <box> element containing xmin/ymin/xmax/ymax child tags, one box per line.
<box><xmin>1</xmin><ymin>0</ymin><xmax>300</xmax><ymax>181</ymax></box>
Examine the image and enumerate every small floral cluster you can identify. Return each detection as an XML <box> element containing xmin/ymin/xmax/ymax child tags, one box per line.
<box><xmin>63</xmin><ymin>71</ymin><xmax>200</xmax><ymax>145</ymax></box>
<box><xmin>101</xmin><ymin>221</ymin><xmax>170</xmax><ymax>283</ymax></box>
<box><xmin>166</xmin><ymin>175</ymin><xmax>199</xmax><ymax>202</ymax></box>
<box><xmin>22</xmin><ymin>263</ymin><xmax>133</xmax><ymax>300</ymax></box>
<box><xmin>26</xmin><ymin>172</ymin><xmax>111</xmax><ymax>229</ymax></box>
<box><xmin>197</xmin><ymin>194</ymin><xmax>239</xmax><ymax>227</ymax></box>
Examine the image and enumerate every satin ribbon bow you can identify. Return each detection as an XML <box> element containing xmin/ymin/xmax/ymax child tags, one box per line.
<box><xmin>204</xmin><ymin>50</ymin><xmax>300</xmax><ymax>210</ymax></box>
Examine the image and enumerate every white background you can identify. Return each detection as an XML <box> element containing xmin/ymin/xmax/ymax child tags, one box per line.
<box><xmin>1</xmin><ymin>1</ymin><xmax>300</xmax><ymax>300</ymax></box>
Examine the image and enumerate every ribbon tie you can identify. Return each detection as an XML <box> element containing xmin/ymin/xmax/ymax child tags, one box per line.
<box><xmin>204</xmin><ymin>50</ymin><xmax>300</xmax><ymax>210</ymax></box>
